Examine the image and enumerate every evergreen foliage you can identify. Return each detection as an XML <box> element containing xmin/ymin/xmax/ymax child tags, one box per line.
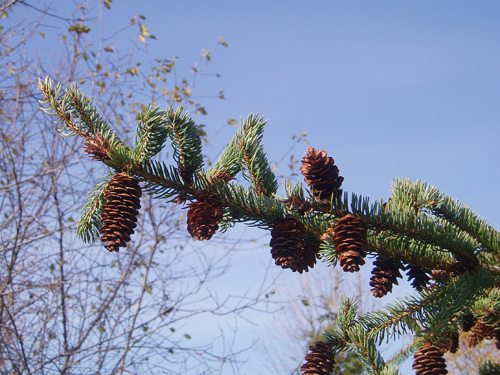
<box><xmin>39</xmin><ymin>77</ymin><xmax>500</xmax><ymax>374</ymax></box>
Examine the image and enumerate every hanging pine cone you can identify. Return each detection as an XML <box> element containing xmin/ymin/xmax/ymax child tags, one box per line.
<box><xmin>270</xmin><ymin>217</ymin><xmax>318</xmax><ymax>273</ymax></box>
<box><xmin>332</xmin><ymin>214</ymin><xmax>367</xmax><ymax>273</ymax></box>
<box><xmin>460</xmin><ymin>313</ymin><xmax>476</xmax><ymax>333</ymax></box>
<box><xmin>412</xmin><ymin>342</ymin><xmax>448</xmax><ymax>375</ymax></box>
<box><xmin>467</xmin><ymin>321</ymin><xmax>495</xmax><ymax>347</ymax></box>
<box><xmin>100</xmin><ymin>172</ymin><xmax>142</xmax><ymax>252</ymax></box>
<box><xmin>449</xmin><ymin>333</ymin><xmax>459</xmax><ymax>354</ymax></box>
<box><xmin>187</xmin><ymin>192</ymin><xmax>223</xmax><ymax>241</ymax></box>
<box><xmin>406</xmin><ymin>264</ymin><xmax>431</xmax><ymax>291</ymax></box>
<box><xmin>436</xmin><ymin>332</ymin><xmax>459</xmax><ymax>354</ymax></box>
<box><xmin>300</xmin><ymin>147</ymin><xmax>344</xmax><ymax>206</ymax></box>
<box><xmin>495</xmin><ymin>327</ymin><xmax>500</xmax><ymax>350</ymax></box>
<box><xmin>370</xmin><ymin>256</ymin><xmax>405</xmax><ymax>298</ymax></box>
<box><xmin>300</xmin><ymin>341</ymin><xmax>336</xmax><ymax>375</ymax></box>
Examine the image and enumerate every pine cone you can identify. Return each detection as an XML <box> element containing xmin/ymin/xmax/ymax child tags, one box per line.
<box><xmin>332</xmin><ymin>214</ymin><xmax>367</xmax><ymax>273</ymax></box>
<box><xmin>300</xmin><ymin>147</ymin><xmax>344</xmax><ymax>205</ymax></box>
<box><xmin>436</xmin><ymin>332</ymin><xmax>459</xmax><ymax>354</ymax></box>
<box><xmin>83</xmin><ymin>133</ymin><xmax>110</xmax><ymax>162</ymax></box>
<box><xmin>406</xmin><ymin>264</ymin><xmax>431</xmax><ymax>291</ymax></box>
<box><xmin>187</xmin><ymin>192</ymin><xmax>223</xmax><ymax>241</ymax></box>
<box><xmin>270</xmin><ymin>217</ymin><xmax>318</xmax><ymax>273</ymax></box>
<box><xmin>449</xmin><ymin>333</ymin><xmax>459</xmax><ymax>354</ymax></box>
<box><xmin>100</xmin><ymin>172</ymin><xmax>142</xmax><ymax>252</ymax></box>
<box><xmin>370</xmin><ymin>256</ymin><xmax>405</xmax><ymax>298</ymax></box>
<box><xmin>210</xmin><ymin>169</ymin><xmax>235</xmax><ymax>183</ymax></box>
<box><xmin>412</xmin><ymin>342</ymin><xmax>448</xmax><ymax>375</ymax></box>
<box><xmin>460</xmin><ymin>313</ymin><xmax>476</xmax><ymax>332</ymax></box>
<box><xmin>495</xmin><ymin>327</ymin><xmax>500</xmax><ymax>350</ymax></box>
<box><xmin>430</xmin><ymin>270</ymin><xmax>449</xmax><ymax>283</ymax></box>
<box><xmin>284</xmin><ymin>194</ymin><xmax>313</xmax><ymax>216</ymax></box>
<box><xmin>300</xmin><ymin>341</ymin><xmax>336</xmax><ymax>375</ymax></box>
<box><xmin>467</xmin><ymin>321</ymin><xmax>495</xmax><ymax>347</ymax></box>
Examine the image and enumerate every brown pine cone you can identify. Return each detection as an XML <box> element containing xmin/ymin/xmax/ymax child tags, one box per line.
<box><xmin>449</xmin><ymin>333</ymin><xmax>459</xmax><ymax>354</ymax></box>
<box><xmin>430</xmin><ymin>270</ymin><xmax>449</xmax><ymax>283</ymax></box>
<box><xmin>436</xmin><ymin>332</ymin><xmax>459</xmax><ymax>354</ymax></box>
<box><xmin>187</xmin><ymin>192</ymin><xmax>223</xmax><ymax>241</ymax></box>
<box><xmin>83</xmin><ymin>133</ymin><xmax>110</xmax><ymax>162</ymax></box>
<box><xmin>332</xmin><ymin>214</ymin><xmax>367</xmax><ymax>273</ymax></box>
<box><xmin>370</xmin><ymin>256</ymin><xmax>405</xmax><ymax>298</ymax></box>
<box><xmin>412</xmin><ymin>342</ymin><xmax>448</xmax><ymax>375</ymax></box>
<box><xmin>467</xmin><ymin>321</ymin><xmax>495</xmax><ymax>347</ymax></box>
<box><xmin>495</xmin><ymin>327</ymin><xmax>500</xmax><ymax>350</ymax></box>
<box><xmin>100</xmin><ymin>172</ymin><xmax>142</xmax><ymax>252</ymax></box>
<box><xmin>406</xmin><ymin>264</ymin><xmax>431</xmax><ymax>291</ymax></box>
<box><xmin>460</xmin><ymin>313</ymin><xmax>476</xmax><ymax>332</ymax></box>
<box><xmin>284</xmin><ymin>194</ymin><xmax>313</xmax><ymax>216</ymax></box>
<box><xmin>300</xmin><ymin>341</ymin><xmax>336</xmax><ymax>375</ymax></box>
<box><xmin>210</xmin><ymin>169</ymin><xmax>235</xmax><ymax>184</ymax></box>
<box><xmin>300</xmin><ymin>147</ymin><xmax>344</xmax><ymax>205</ymax></box>
<box><xmin>270</xmin><ymin>217</ymin><xmax>318</xmax><ymax>273</ymax></box>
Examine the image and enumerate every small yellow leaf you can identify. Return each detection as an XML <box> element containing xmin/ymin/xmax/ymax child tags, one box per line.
<box><xmin>104</xmin><ymin>46</ymin><xmax>114</xmax><ymax>52</ymax></box>
<box><xmin>39</xmin><ymin>32</ymin><xmax>45</xmax><ymax>38</ymax></box>
<box><xmin>227</xmin><ymin>119</ymin><xmax>237</xmax><ymax>125</ymax></box>
<box><xmin>139</xmin><ymin>34</ymin><xmax>145</xmax><ymax>43</ymax></box>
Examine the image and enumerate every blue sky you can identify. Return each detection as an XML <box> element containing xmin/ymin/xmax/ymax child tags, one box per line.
<box><xmin>111</xmin><ymin>0</ymin><xmax>500</xmax><ymax>227</ymax></box>
<box><xmin>106</xmin><ymin>1</ymin><xmax>500</xmax><ymax>373</ymax></box>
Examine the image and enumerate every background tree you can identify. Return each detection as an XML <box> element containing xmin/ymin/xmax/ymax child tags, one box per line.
<box><xmin>0</xmin><ymin>1</ymin><xmax>270</xmax><ymax>373</ymax></box>
<box><xmin>259</xmin><ymin>267</ymin><xmax>371</xmax><ymax>374</ymax></box>
<box><xmin>445</xmin><ymin>332</ymin><xmax>500</xmax><ymax>375</ymax></box>
<box><xmin>38</xmin><ymin>71</ymin><xmax>500</xmax><ymax>375</ymax></box>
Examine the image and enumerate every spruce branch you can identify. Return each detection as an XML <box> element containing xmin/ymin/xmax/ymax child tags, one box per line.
<box><xmin>166</xmin><ymin>106</ymin><xmax>203</xmax><ymax>185</ymax></box>
<box><xmin>391</xmin><ymin>178</ymin><xmax>500</xmax><ymax>256</ymax></box>
<box><xmin>38</xmin><ymin>77</ymin><xmax>132</xmax><ymax>169</ymax></box>
<box><xmin>336</xmin><ymin>296</ymin><xmax>359</xmax><ymax>336</ymax></box>
<box><xmin>207</xmin><ymin>123</ymin><xmax>242</xmax><ymax>179</ymax></box>
<box><xmin>346</xmin><ymin>325</ymin><xmax>386</xmax><ymax>375</ymax></box>
<box><xmin>141</xmin><ymin>160</ymin><xmax>188</xmax><ymax>200</ymax></box>
<box><xmin>76</xmin><ymin>179</ymin><xmax>109</xmax><ymax>243</ymax></box>
<box><xmin>133</xmin><ymin>105</ymin><xmax>169</xmax><ymax>163</ymax></box>
<box><xmin>479</xmin><ymin>361</ymin><xmax>500</xmax><ymax>375</ymax></box>
<box><xmin>361</xmin><ymin>268</ymin><xmax>494</xmax><ymax>345</ymax></box>
<box><xmin>38</xmin><ymin>77</ymin><xmax>81</xmax><ymax>137</ymax></box>
<box><xmin>236</xmin><ymin>113</ymin><xmax>278</xmax><ymax>196</ymax></box>
<box><xmin>374</xmin><ymin>204</ymin><xmax>481</xmax><ymax>269</ymax></box>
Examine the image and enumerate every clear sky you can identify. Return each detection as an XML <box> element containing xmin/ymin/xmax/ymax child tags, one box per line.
<box><xmin>105</xmin><ymin>0</ymin><xmax>500</xmax><ymax>227</ymax></box>
<box><xmin>104</xmin><ymin>1</ymin><xmax>500</xmax><ymax>373</ymax></box>
<box><xmin>17</xmin><ymin>1</ymin><xmax>500</xmax><ymax>373</ymax></box>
